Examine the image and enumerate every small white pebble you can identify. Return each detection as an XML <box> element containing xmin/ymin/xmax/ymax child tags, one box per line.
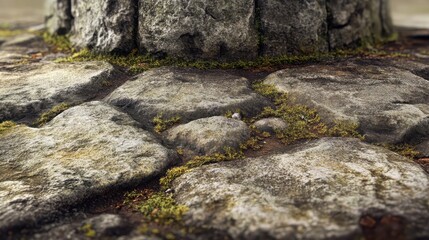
<box><xmin>232</xmin><ymin>113</ymin><xmax>242</xmax><ymax>120</ymax></box>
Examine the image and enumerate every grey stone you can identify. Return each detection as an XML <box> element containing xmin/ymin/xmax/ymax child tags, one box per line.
<box><xmin>263</xmin><ymin>60</ymin><xmax>429</xmax><ymax>143</ymax></box>
<box><xmin>164</xmin><ymin>116</ymin><xmax>250</xmax><ymax>156</ymax></box>
<box><xmin>45</xmin><ymin>0</ymin><xmax>72</xmax><ymax>35</ymax></box>
<box><xmin>105</xmin><ymin>67</ymin><xmax>270</xmax><ymax>128</ymax></box>
<box><xmin>173</xmin><ymin>138</ymin><xmax>429</xmax><ymax>239</ymax></box>
<box><xmin>254</xmin><ymin>117</ymin><xmax>288</xmax><ymax>134</ymax></box>
<box><xmin>70</xmin><ymin>0</ymin><xmax>136</xmax><ymax>53</ymax></box>
<box><xmin>416</xmin><ymin>140</ymin><xmax>429</xmax><ymax>157</ymax></box>
<box><xmin>0</xmin><ymin>102</ymin><xmax>176</xmax><ymax>233</ymax></box>
<box><xmin>327</xmin><ymin>0</ymin><xmax>394</xmax><ymax>49</ymax></box>
<box><xmin>32</xmin><ymin>214</ymin><xmax>131</xmax><ymax>239</ymax></box>
<box><xmin>138</xmin><ymin>0</ymin><xmax>258</xmax><ymax>59</ymax></box>
<box><xmin>0</xmin><ymin>61</ymin><xmax>123</xmax><ymax>121</ymax></box>
<box><xmin>257</xmin><ymin>0</ymin><xmax>328</xmax><ymax>55</ymax></box>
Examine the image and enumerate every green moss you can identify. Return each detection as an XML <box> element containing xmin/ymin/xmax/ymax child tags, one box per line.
<box><xmin>80</xmin><ymin>223</ymin><xmax>96</xmax><ymax>238</ymax></box>
<box><xmin>36</xmin><ymin>103</ymin><xmax>71</xmax><ymax>127</ymax></box>
<box><xmin>152</xmin><ymin>114</ymin><xmax>181</xmax><ymax>133</ymax></box>
<box><xmin>379</xmin><ymin>143</ymin><xmax>421</xmax><ymax>159</ymax></box>
<box><xmin>0</xmin><ymin>121</ymin><xmax>17</xmax><ymax>134</ymax></box>
<box><xmin>160</xmin><ymin>166</ymin><xmax>190</xmax><ymax>189</ymax></box>
<box><xmin>42</xmin><ymin>32</ymin><xmax>74</xmax><ymax>52</ymax></box>
<box><xmin>328</xmin><ymin>120</ymin><xmax>364</xmax><ymax>140</ymax></box>
<box><xmin>56</xmin><ymin>46</ymin><xmax>408</xmax><ymax>74</ymax></box>
<box><xmin>137</xmin><ymin>192</ymin><xmax>189</xmax><ymax>225</ymax></box>
<box><xmin>252</xmin><ymin>83</ymin><xmax>364</xmax><ymax>144</ymax></box>
<box><xmin>0</xmin><ymin>29</ymin><xmax>26</xmax><ymax>37</ymax></box>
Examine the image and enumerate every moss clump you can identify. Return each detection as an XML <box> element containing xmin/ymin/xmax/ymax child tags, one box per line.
<box><xmin>80</xmin><ymin>223</ymin><xmax>96</xmax><ymax>238</ymax></box>
<box><xmin>152</xmin><ymin>114</ymin><xmax>181</xmax><ymax>133</ymax></box>
<box><xmin>328</xmin><ymin>120</ymin><xmax>364</xmax><ymax>140</ymax></box>
<box><xmin>36</xmin><ymin>103</ymin><xmax>71</xmax><ymax>127</ymax></box>
<box><xmin>252</xmin><ymin>83</ymin><xmax>364</xmax><ymax>144</ymax></box>
<box><xmin>0</xmin><ymin>121</ymin><xmax>17</xmax><ymax>134</ymax></box>
<box><xmin>137</xmin><ymin>192</ymin><xmax>189</xmax><ymax>225</ymax></box>
<box><xmin>379</xmin><ymin>144</ymin><xmax>421</xmax><ymax>159</ymax></box>
<box><xmin>42</xmin><ymin>32</ymin><xmax>74</xmax><ymax>52</ymax></box>
<box><xmin>160</xmin><ymin>166</ymin><xmax>190</xmax><ymax>189</ymax></box>
<box><xmin>57</xmin><ymin>46</ymin><xmax>408</xmax><ymax>74</ymax></box>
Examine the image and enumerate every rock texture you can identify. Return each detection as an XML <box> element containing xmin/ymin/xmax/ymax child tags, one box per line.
<box><xmin>105</xmin><ymin>67</ymin><xmax>270</xmax><ymax>127</ymax></box>
<box><xmin>0</xmin><ymin>61</ymin><xmax>122</xmax><ymax>121</ymax></box>
<box><xmin>263</xmin><ymin>61</ymin><xmax>429</xmax><ymax>143</ymax></box>
<box><xmin>138</xmin><ymin>0</ymin><xmax>258</xmax><ymax>59</ymax></box>
<box><xmin>164</xmin><ymin>116</ymin><xmax>250</xmax><ymax>156</ymax></box>
<box><xmin>254</xmin><ymin>118</ymin><xmax>288</xmax><ymax>134</ymax></box>
<box><xmin>45</xmin><ymin>0</ymin><xmax>394</xmax><ymax>58</ymax></box>
<box><xmin>70</xmin><ymin>0</ymin><xmax>136</xmax><ymax>53</ymax></box>
<box><xmin>257</xmin><ymin>0</ymin><xmax>328</xmax><ymax>55</ymax></box>
<box><xmin>45</xmin><ymin>0</ymin><xmax>72</xmax><ymax>35</ymax></box>
<box><xmin>0</xmin><ymin>102</ymin><xmax>176</xmax><ymax>233</ymax></box>
<box><xmin>327</xmin><ymin>0</ymin><xmax>394</xmax><ymax>49</ymax></box>
<box><xmin>173</xmin><ymin>138</ymin><xmax>429</xmax><ymax>239</ymax></box>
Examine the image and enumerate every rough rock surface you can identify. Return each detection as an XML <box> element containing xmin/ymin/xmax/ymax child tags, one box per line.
<box><xmin>70</xmin><ymin>0</ymin><xmax>136</xmax><ymax>53</ymax></box>
<box><xmin>263</xmin><ymin>60</ymin><xmax>429</xmax><ymax>143</ymax></box>
<box><xmin>31</xmin><ymin>214</ymin><xmax>131</xmax><ymax>240</ymax></box>
<box><xmin>0</xmin><ymin>102</ymin><xmax>176</xmax><ymax>233</ymax></box>
<box><xmin>257</xmin><ymin>0</ymin><xmax>328</xmax><ymax>55</ymax></box>
<box><xmin>45</xmin><ymin>0</ymin><xmax>72</xmax><ymax>35</ymax></box>
<box><xmin>164</xmin><ymin>116</ymin><xmax>250</xmax><ymax>156</ymax></box>
<box><xmin>417</xmin><ymin>140</ymin><xmax>429</xmax><ymax>157</ymax></box>
<box><xmin>254</xmin><ymin>118</ymin><xmax>288</xmax><ymax>134</ymax></box>
<box><xmin>173</xmin><ymin>138</ymin><xmax>429</xmax><ymax>239</ymax></box>
<box><xmin>0</xmin><ymin>61</ymin><xmax>123</xmax><ymax>121</ymax></box>
<box><xmin>105</xmin><ymin>67</ymin><xmax>270</xmax><ymax>127</ymax></box>
<box><xmin>327</xmin><ymin>0</ymin><xmax>395</xmax><ymax>49</ymax></box>
<box><xmin>139</xmin><ymin>0</ymin><xmax>258</xmax><ymax>59</ymax></box>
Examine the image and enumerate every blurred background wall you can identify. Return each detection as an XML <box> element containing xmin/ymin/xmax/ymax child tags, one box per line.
<box><xmin>0</xmin><ymin>0</ymin><xmax>428</xmax><ymax>28</ymax></box>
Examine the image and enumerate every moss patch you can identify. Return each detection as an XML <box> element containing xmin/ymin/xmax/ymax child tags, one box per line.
<box><xmin>0</xmin><ymin>121</ymin><xmax>17</xmax><ymax>135</ymax></box>
<box><xmin>36</xmin><ymin>103</ymin><xmax>71</xmax><ymax>127</ymax></box>
<box><xmin>152</xmin><ymin>114</ymin><xmax>181</xmax><ymax>133</ymax></box>
<box><xmin>80</xmin><ymin>223</ymin><xmax>96</xmax><ymax>238</ymax></box>
<box><xmin>57</xmin><ymin>46</ymin><xmax>409</xmax><ymax>74</ymax></box>
<box><xmin>42</xmin><ymin>32</ymin><xmax>74</xmax><ymax>53</ymax></box>
<box><xmin>378</xmin><ymin>143</ymin><xmax>421</xmax><ymax>159</ymax></box>
<box><xmin>252</xmin><ymin>83</ymin><xmax>364</xmax><ymax>144</ymax></box>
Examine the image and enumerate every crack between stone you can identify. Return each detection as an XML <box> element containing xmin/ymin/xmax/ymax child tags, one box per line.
<box><xmin>254</xmin><ymin>0</ymin><xmax>264</xmax><ymax>56</ymax></box>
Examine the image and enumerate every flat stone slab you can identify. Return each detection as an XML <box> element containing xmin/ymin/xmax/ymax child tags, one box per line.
<box><xmin>263</xmin><ymin>60</ymin><xmax>429</xmax><ymax>143</ymax></box>
<box><xmin>0</xmin><ymin>61</ymin><xmax>123</xmax><ymax>121</ymax></box>
<box><xmin>0</xmin><ymin>102</ymin><xmax>176</xmax><ymax>233</ymax></box>
<box><xmin>173</xmin><ymin>138</ymin><xmax>429</xmax><ymax>239</ymax></box>
<box><xmin>105</xmin><ymin>67</ymin><xmax>270</xmax><ymax>127</ymax></box>
<box><xmin>164</xmin><ymin>116</ymin><xmax>250</xmax><ymax>156</ymax></box>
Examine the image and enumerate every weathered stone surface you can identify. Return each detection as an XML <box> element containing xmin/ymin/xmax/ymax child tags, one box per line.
<box><xmin>254</xmin><ymin>117</ymin><xmax>288</xmax><ymax>134</ymax></box>
<box><xmin>0</xmin><ymin>61</ymin><xmax>123</xmax><ymax>121</ymax></box>
<box><xmin>45</xmin><ymin>0</ymin><xmax>72</xmax><ymax>35</ymax></box>
<box><xmin>31</xmin><ymin>214</ymin><xmax>131</xmax><ymax>240</ymax></box>
<box><xmin>173</xmin><ymin>138</ymin><xmax>429</xmax><ymax>239</ymax></box>
<box><xmin>327</xmin><ymin>0</ymin><xmax>394</xmax><ymax>49</ymax></box>
<box><xmin>416</xmin><ymin>140</ymin><xmax>429</xmax><ymax>157</ymax></box>
<box><xmin>257</xmin><ymin>0</ymin><xmax>328</xmax><ymax>55</ymax></box>
<box><xmin>164</xmin><ymin>116</ymin><xmax>250</xmax><ymax>156</ymax></box>
<box><xmin>70</xmin><ymin>0</ymin><xmax>136</xmax><ymax>53</ymax></box>
<box><xmin>263</xmin><ymin>60</ymin><xmax>429</xmax><ymax>143</ymax></box>
<box><xmin>0</xmin><ymin>102</ymin><xmax>176</xmax><ymax>233</ymax></box>
<box><xmin>105</xmin><ymin>67</ymin><xmax>270</xmax><ymax>127</ymax></box>
<box><xmin>138</xmin><ymin>0</ymin><xmax>258</xmax><ymax>59</ymax></box>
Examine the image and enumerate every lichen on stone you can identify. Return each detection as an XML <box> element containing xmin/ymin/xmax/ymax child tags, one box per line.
<box><xmin>0</xmin><ymin>121</ymin><xmax>17</xmax><ymax>135</ymax></box>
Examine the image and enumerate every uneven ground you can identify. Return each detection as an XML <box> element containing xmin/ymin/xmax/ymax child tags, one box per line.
<box><xmin>1</xmin><ymin>2</ymin><xmax>429</xmax><ymax>240</ymax></box>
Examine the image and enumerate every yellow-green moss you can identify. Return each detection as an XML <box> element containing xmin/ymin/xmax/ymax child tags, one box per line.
<box><xmin>0</xmin><ymin>29</ymin><xmax>26</xmax><ymax>37</ymax></box>
<box><xmin>80</xmin><ymin>223</ymin><xmax>96</xmax><ymax>238</ymax></box>
<box><xmin>137</xmin><ymin>192</ymin><xmax>189</xmax><ymax>225</ymax></box>
<box><xmin>36</xmin><ymin>103</ymin><xmax>71</xmax><ymax>127</ymax></box>
<box><xmin>56</xmin><ymin>46</ymin><xmax>409</xmax><ymax>74</ymax></box>
<box><xmin>42</xmin><ymin>32</ymin><xmax>74</xmax><ymax>52</ymax></box>
<box><xmin>252</xmin><ymin>83</ymin><xmax>364</xmax><ymax>144</ymax></box>
<box><xmin>0</xmin><ymin>121</ymin><xmax>17</xmax><ymax>134</ymax></box>
<box><xmin>160</xmin><ymin>166</ymin><xmax>190</xmax><ymax>189</ymax></box>
<box><xmin>152</xmin><ymin>114</ymin><xmax>181</xmax><ymax>133</ymax></box>
<box><xmin>379</xmin><ymin>143</ymin><xmax>421</xmax><ymax>159</ymax></box>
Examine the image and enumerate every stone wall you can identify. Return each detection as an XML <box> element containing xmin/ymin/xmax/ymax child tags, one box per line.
<box><xmin>45</xmin><ymin>0</ymin><xmax>394</xmax><ymax>59</ymax></box>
